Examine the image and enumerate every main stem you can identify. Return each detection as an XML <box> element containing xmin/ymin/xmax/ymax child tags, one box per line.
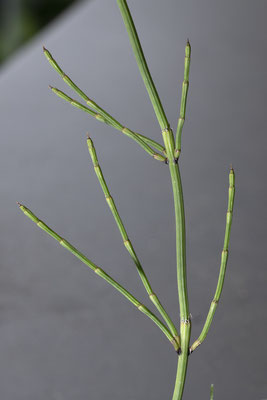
<box><xmin>162</xmin><ymin>128</ymin><xmax>191</xmax><ymax>400</ymax></box>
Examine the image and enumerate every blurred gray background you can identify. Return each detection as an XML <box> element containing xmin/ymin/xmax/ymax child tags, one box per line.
<box><xmin>1</xmin><ymin>0</ymin><xmax>267</xmax><ymax>399</ymax></box>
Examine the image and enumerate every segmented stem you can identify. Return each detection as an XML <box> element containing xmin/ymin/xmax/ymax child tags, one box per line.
<box><xmin>162</xmin><ymin>129</ymin><xmax>189</xmax><ymax>320</ymax></box>
<box><xmin>49</xmin><ymin>87</ymin><xmax>166</xmax><ymax>155</ymax></box>
<box><xmin>117</xmin><ymin>0</ymin><xmax>169</xmax><ymax>130</ymax></box>
<box><xmin>39</xmin><ymin>4</ymin><xmax>234</xmax><ymax>399</ymax></box>
<box><xmin>116</xmin><ymin>1</ymin><xmax>191</xmax><ymax>397</ymax></box>
<box><xmin>190</xmin><ymin>168</ymin><xmax>235</xmax><ymax>353</ymax></box>
<box><xmin>43</xmin><ymin>48</ymin><xmax>165</xmax><ymax>162</ymax></box>
<box><xmin>18</xmin><ymin>203</ymin><xmax>178</xmax><ymax>351</ymax></box>
<box><xmin>175</xmin><ymin>40</ymin><xmax>191</xmax><ymax>159</ymax></box>
<box><xmin>162</xmin><ymin>128</ymin><xmax>190</xmax><ymax>400</ymax></box>
<box><xmin>87</xmin><ymin>136</ymin><xmax>179</xmax><ymax>345</ymax></box>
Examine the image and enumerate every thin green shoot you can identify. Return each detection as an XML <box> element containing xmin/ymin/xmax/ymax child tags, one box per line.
<box><xmin>175</xmin><ymin>40</ymin><xmax>191</xmax><ymax>159</ymax></box>
<box><xmin>44</xmin><ymin>47</ymin><xmax>166</xmax><ymax>162</ymax></box>
<box><xmin>17</xmin><ymin>202</ymin><xmax>179</xmax><ymax>351</ymax></box>
<box><xmin>210</xmin><ymin>384</ymin><xmax>214</xmax><ymax>400</ymax></box>
<box><xmin>87</xmin><ymin>135</ymin><xmax>179</xmax><ymax>346</ymax></box>
<box><xmin>190</xmin><ymin>168</ymin><xmax>235</xmax><ymax>353</ymax></box>
<box><xmin>117</xmin><ymin>0</ymin><xmax>169</xmax><ymax>130</ymax></box>
<box><xmin>49</xmin><ymin>86</ymin><xmax>166</xmax><ymax>155</ymax></box>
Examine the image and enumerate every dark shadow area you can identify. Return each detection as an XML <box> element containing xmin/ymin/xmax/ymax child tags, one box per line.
<box><xmin>0</xmin><ymin>0</ymin><xmax>83</xmax><ymax>63</ymax></box>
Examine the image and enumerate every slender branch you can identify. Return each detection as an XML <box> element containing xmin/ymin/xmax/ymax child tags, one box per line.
<box><xmin>210</xmin><ymin>384</ymin><xmax>214</xmax><ymax>400</ymax></box>
<box><xmin>18</xmin><ymin>203</ymin><xmax>179</xmax><ymax>351</ymax></box>
<box><xmin>49</xmin><ymin>86</ymin><xmax>166</xmax><ymax>155</ymax></box>
<box><xmin>87</xmin><ymin>136</ymin><xmax>179</xmax><ymax>346</ymax></box>
<box><xmin>190</xmin><ymin>168</ymin><xmax>235</xmax><ymax>353</ymax></box>
<box><xmin>43</xmin><ymin>48</ymin><xmax>166</xmax><ymax>162</ymax></box>
<box><xmin>117</xmin><ymin>0</ymin><xmax>169</xmax><ymax>130</ymax></box>
<box><xmin>43</xmin><ymin>47</ymin><xmax>117</xmax><ymax>126</ymax></box>
<box><xmin>134</xmin><ymin>132</ymin><xmax>166</xmax><ymax>155</ymax></box>
<box><xmin>175</xmin><ymin>40</ymin><xmax>191</xmax><ymax>159</ymax></box>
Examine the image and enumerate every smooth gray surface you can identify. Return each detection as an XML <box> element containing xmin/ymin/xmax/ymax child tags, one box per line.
<box><xmin>1</xmin><ymin>0</ymin><xmax>267</xmax><ymax>399</ymax></box>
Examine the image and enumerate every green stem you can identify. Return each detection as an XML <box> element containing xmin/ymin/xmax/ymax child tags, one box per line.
<box><xmin>116</xmin><ymin>1</ymin><xmax>190</xmax><ymax>395</ymax></box>
<box><xmin>43</xmin><ymin>47</ymin><xmax>117</xmax><ymax>127</ymax></box>
<box><xmin>162</xmin><ymin>128</ymin><xmax>190</xmax><ymax>400</ymax></box>
<box><xmin>18</xmin><ymin>203</ymin><xmax>179</xmax><ymax>351</ymax></box>
<box><xmin>87</xmin><ymin>136</ymin><xmax>179</xmax><ymax>345</ymax></box>
<box><xmin>136</xmin><ymin>132</ymin><xmax>166</xmax><ymax>154</ymax></box>
<box><xmin>44</xmin><ymin>49</ymin><xmax>166</xmax><ymax>162</ymax></box>
<box><xmin>190</xmin><ymin>168</ymin><xmax>235</xmax><ymax>353</ymax></box>
<box><xmin>175</xmin><ymin>40</ymin><xmax>191</xmax><ymax>159</ymax></box>
<box><xmin>210</xmin><ymin>384</ymin><xmax>214</xmax><ymax>400</ymax></box>
<box><xmin>49</xmin><ymin>86</ymin><xmax>166</xmax><ymax>156</ymax></box>
<box><xmin>172</xmin><ymin>323</ymin><xmax>191</xmax><ymax>400</ymax></box>
<box><xmin>117</xmin><ymin>0</ymin><xmax>169</xmax><ymax>130</ymax></box>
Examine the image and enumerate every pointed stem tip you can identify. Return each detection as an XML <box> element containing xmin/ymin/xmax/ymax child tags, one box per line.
<box><xmin>185</xmin><ymin>39</ymin><xmax>191</xmax><ymax>57</ymax></box>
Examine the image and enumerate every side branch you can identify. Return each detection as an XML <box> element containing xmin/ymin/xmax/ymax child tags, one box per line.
<box><xmin>87</xmin><ymin>136</ymin><xmax>179</xmax><ymax>347</ymax></box>
<box><xmin>43</xmin><ymin>48</ymin><xmax>166</xmax><ymax>162</ymax></box>
<box><xmin>17</xmin><ymin>203</ymin><xmax>178</xmax><ymax>351</ymax></box>
<box><xmin>175</xmin><ymin>40</ymin><xmax>191</xmax><ymax>159</ymax></box>
<box><xmin>117</xmin><ymin>0</ymin><xmax>169</xmax><ymax>130</ymax></box>
<box><xmin>190</xmin><ymin>168</ymin><xmax>235</xmax><ymax>353</ymax></box>
<box><xmin>49</xmin><ymin>87</ymin><xmax>165</xmax><ymax>156</ymax></box>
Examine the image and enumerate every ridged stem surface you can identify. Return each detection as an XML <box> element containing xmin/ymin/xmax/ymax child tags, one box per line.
<box><xmin>116</xmin><ymin>1</ymin><xmax>190</xmax><ymax>396</ymax></box>
<box><xmin>117</xmin><ymin>0</ymin><xmax>169</xmax><ymax>130</ymax></box>
<box><xmin>18</xmin><ymin>203</ymin><xmax>179</xmax><ymax>350</ymax></box>
<box><xmin>190</xmin><ymin>168</ymin><xmax>235</xmax><ymax>353</ymax></box>
<box><xmin>43</xmin><ymin>48</ymin><xmax>165</xmax><ymax>162</ymax></box>
<box><xmin>162</xmin><ymin>128</ymin><xmax>191</xmax><ymax>400</ymax></box>
<box><xmin>49</xmin><ymin>87</ymin><xmax>166</xmax><ymax>155</ymax></box>
<box><xmin>87</xmin><ymin>136</ymin><xmax>179</xmax><ymax>344</ymax></box>
<box><xmin>175</xmin><ymin>41</ymin><xmax>191</xmax><ymax>158</ymax></box>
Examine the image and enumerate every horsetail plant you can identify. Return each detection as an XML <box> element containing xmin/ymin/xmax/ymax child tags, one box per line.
<box><xmin>18</xmin><ymin>1</ymin><xmax>235</xmax><ymax>399</ymax></box>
